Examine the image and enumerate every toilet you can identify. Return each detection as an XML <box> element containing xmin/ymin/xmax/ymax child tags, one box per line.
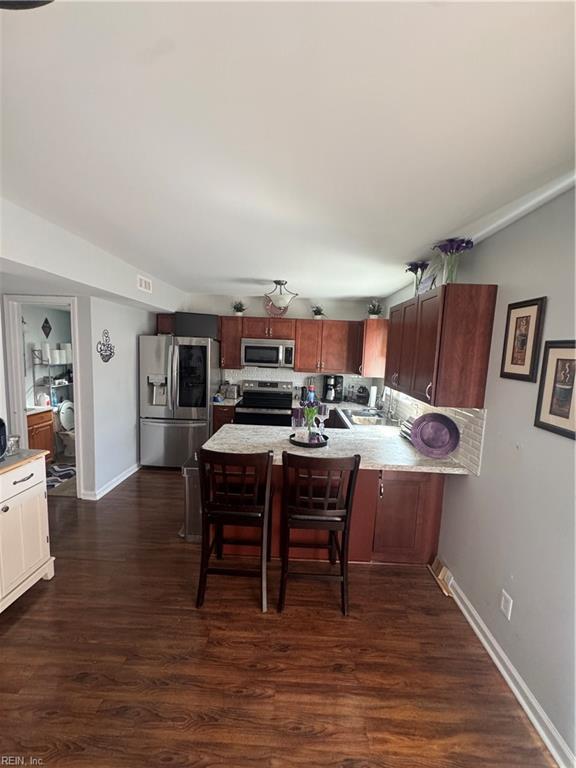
<box><xmin>55</xmin><ymin>400</ymin><xmax>75</xmax><ymax>458</ymax></box>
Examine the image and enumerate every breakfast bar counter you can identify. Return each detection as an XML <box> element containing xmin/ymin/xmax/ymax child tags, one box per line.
<box><xmin>203</xmin><ymin>423</ymin><xmax>468</xmax><ymax>475</ymax></box>
<box><xmin>200</xmin><ymin>424</ymin><xmax>467</xmax><ymax>564</ymax></box>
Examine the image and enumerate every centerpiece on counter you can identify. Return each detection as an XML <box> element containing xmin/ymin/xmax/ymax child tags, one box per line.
<box><xmin>289</xmin><ymin>385</ymin><xmax>330</xmax><ymax>448</ymax></box>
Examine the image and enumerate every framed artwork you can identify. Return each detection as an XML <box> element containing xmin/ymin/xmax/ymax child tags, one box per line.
<box><xmin>534</xmin><ymin>340</ymin><xmax>575</xmax><ymax>440</ymax></box>
<box><xmin>500</xmin><ymin>297</ymin><xmax>546</xmax><ymax>382</ymax></box>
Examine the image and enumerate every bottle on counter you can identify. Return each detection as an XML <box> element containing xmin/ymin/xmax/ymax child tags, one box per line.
<box><xmin>305</xmin><ymin>385</ymin><xmax>317</xmax><ymax>405</ymax></box>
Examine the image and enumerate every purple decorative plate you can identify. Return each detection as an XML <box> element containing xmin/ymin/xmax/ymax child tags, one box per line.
<box><xmin>410</xmin><ymin>414</ymin><xmax>460</xmax><ymax>458</ymax></box>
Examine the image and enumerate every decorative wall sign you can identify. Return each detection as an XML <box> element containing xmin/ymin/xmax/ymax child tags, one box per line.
<box><xmin>42</xmin><ymin>317</ymin><xmax>52</xmax><ymax>338</ymax></box>
<box><xmin>534</xmin><ymin>340</ymin><xmax>575</xmax><ymax>440</ymax></box>
<box><xmin>500</xmin><ymin>297</ymin><xmax>546</xmax><ymax>382</ymax></box>
<box><xmin>96</xmin><ymin>329</ymin><xmax>115</xmax><ymax>363</ymax></box>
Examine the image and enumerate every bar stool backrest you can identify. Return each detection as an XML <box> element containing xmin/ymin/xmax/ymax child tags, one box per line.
<box><xmin>199</xmin><ymin>449</ymin><xmax>273</xmax><ymax>514</ymax></box>
<box><xmin>281</xmin><ymin>452</ymin><xmax>361</xmax><ymax>520</ymax></box>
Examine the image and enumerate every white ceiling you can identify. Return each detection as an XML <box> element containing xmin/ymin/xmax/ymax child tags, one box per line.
<box><xmin>1</xmin><ymin>2</ymin><xmax>574</xmax><ymax>299</ymax></box>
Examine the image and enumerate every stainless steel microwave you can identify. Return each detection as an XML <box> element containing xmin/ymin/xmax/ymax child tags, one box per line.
<box><xmin>240</xmin><ymin>338</ymin><xmax>295</xmax><ymax>368</ymax></box>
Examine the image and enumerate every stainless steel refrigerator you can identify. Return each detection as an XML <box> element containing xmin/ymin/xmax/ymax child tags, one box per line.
<box><xmin>139</xmin><ymin>336</ymin><xmax>220</xmax><ymax>467</ymax></box>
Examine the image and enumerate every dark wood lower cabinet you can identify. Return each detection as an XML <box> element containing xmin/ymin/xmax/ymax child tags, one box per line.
<box><xmin>27</xmin><ymin>410</ymin><xmax>54</xmax><ymax>461</ymax></box>
<box><xmin>223</xmin><ymin>467</ymin><xmax>444</xmax><ymax>565</ymax></box>
<box><xmin>212</xmin><ymin>406</ymin><xmax>235</xmax><ymax>433</ymax></box>
<box><xmin>372</xmin><ymin>471</ymin><xmax>444</xmax><ymax>564</ymax></box>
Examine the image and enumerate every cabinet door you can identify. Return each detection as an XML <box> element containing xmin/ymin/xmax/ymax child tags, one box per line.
<box><xmin>294</xmin><ymin>320</ymin><xmax>322</xmax><ymax>372</ymax></box>
<box><xmin>372</xmin><ymin>471</ymin><xmax>444</xmax><ymax>564</ymax></box>
<box><xmin>28</xmin><ymin>416</ymin><xmax>54</xmax><ymax>461</ymax></box>
<box><xmin>0</xmin><ymin>484</ymin><xmax>49</xmax><ymax>597</ymax></box>
<box><xmin>321</xmin><ymin>320</ymin><xmax>352</xmax><ymax>373</ymax></box>
<box><xmin>411</xmin><ymin>288</ymin><xmax>442</xmax><ymax>403</ymax></box>
<box><xmin>346</xmin><ymin>321</ymin><xmax>364</xmax><ymax>375</ymax></box>
<box><xmin>397</xmin><ymin>299</ymin><xmax>418</xmax><ymax>393</ymax></box>
<box><xmin>361</xmin><ymin>319</ymin><xmax>388</xmax><ymax>378</ymax></box>
<box><xmin>384</xmin><ymin>305</ymin><xmax>403</xmax><ymax>388</ymax></box>
<box><xmin>242</xmin><ymin>317</ymin><xmax>269</xmax><ymax>338</ymax></box>
<box><xmin>219</xmin><ymin>317</ymin><xmax>243</xmax><ymax>369</ymax></box>
<box><xmin>212</xmin><ymin>406</ymin><xmax>235</xmax><ymax>434</ymax></box>
<box><xmin>268</xmin><ymin>318</ymin><xmax>295</xmax><ymax>340</ymax></box>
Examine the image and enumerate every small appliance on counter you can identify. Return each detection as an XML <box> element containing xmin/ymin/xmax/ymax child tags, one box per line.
<box><xmin>322</xmin><ymin>375</ymin><xmax>343</xmax><ymax>403</ymax></box>
<box><xmin>355</xmin><ymin>385</ymin><xmax>370</xmax><ymax>405</ymax></box>
<box><xmin>225</xmin><ymin>384</ymin><xmax>239</xmax><ymax>400</ymax></box>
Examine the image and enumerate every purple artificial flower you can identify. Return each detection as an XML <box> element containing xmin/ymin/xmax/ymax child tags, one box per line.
<box><xmin>405</xmin><ymin>261</ymin><xmax>420</xmax><ymax>275</ymax></box>
<box><xmin>432</xmin><ymin>237</ymin><xmax>474</xmax><ymax>256</ymax></box>
<box><xmin>417</xmin><ymin>260</ymin><xmax>429</xmax><ymax>273</ymax></box>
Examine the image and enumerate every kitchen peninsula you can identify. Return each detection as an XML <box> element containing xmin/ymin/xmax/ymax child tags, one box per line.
<box><xmin>202</xmin><ymin>423</ymin><xmax>467</xmax><ymax>564</ymax></box>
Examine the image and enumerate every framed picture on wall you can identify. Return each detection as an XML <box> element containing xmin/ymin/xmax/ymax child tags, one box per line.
<box><xmin>534</xmin><ymin>340</ymin><xmax>575</xmax><ymax>440</ymax></box>
<box><xmin>500</xmin><ymin>296</ymin><xmax>546</xmax><ymax>382</ymax></box>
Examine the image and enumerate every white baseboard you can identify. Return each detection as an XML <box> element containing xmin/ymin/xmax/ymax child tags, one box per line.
<box><xmin>80</xmin><ymin>464</ymin><xmax>140</xmax><ymax>501</ymax></box>
<box><xmin>451</xmin><ymin>579</ymin><xmax>575</xmax><ymax>768</ymax></box>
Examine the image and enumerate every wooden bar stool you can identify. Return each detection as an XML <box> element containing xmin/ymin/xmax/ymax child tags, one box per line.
<box><xmin>196</xmin><ymin>449</ymin><xmax>274</xmax><ymax>612</ymax></box>
<box><xmin>278</xmin><ymin>451</ymin><xmax>361</xmax><ymax>616</ymax></box>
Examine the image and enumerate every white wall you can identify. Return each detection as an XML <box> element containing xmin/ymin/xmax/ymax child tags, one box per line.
<box><xmin>89</xmin><ymin>297</ymin><xmax>154</xmax><ymax>495</ymax></box>
<box><xmin>0</xmin><ymin>308</ymin><xmax>6</xmax><ymax>423</ymax></box>
<box><xmin>1</xmin><ymin>199</ymin><xmax>188</xmax><ymax>312</ymax></box>
<box><xmin>188</xmin><ymin>293</ymin><xmax>371</xmax><ymax>321</ymax></box>
<box><xmin>21</xmin><ymin>305</ymin><xmax>72</xmax><ymax>407</ymax></box>
<box><xmin>437</xmin><ymin>191</ymin><xmax>574</xmax><ymax>757</ymax></box>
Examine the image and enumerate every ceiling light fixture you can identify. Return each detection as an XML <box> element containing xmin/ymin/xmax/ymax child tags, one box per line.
<box><xmin>0</xmin><ymin>1</ymin><xmax>54</xmax><ymax>9</ymax></box>
<box><xmin>263</xmin><ymin>280</ymin><xmax>298</xmax><ymax>317</ymax></box>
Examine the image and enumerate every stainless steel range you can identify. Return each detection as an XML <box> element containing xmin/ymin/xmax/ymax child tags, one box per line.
<box><xmin>234</xmin><ymin>380</ymin><xmax>293</xmax><ymax>426</ymax></box>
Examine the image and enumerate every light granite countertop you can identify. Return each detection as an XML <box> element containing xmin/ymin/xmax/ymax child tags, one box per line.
<box><xmin>203</xmin><ymin>423</ymin><xmax>468</xmax><ymax>474</ymax></box>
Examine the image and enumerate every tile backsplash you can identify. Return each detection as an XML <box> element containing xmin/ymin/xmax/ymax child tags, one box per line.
<box><xmin>385</xmin><ymin>388</ymin><xmax>486</xmax><ymax>476</ymax></box>
<box><xmin>223</xmin><ymin>368</ymin><xmax>377</xmax><ymax>400</ymax></box>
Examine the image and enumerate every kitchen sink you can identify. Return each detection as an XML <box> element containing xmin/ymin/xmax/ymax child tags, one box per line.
<box><xmin>340</xmin><ymin>409</ymin><xmax>399</xmax><ymax>427</ymax></box>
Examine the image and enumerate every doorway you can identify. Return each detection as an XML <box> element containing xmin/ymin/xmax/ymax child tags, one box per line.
<box><xmin>4</xmin><ymin>295</ymin><xmax>85</xmax><ymax>500</ymax></box>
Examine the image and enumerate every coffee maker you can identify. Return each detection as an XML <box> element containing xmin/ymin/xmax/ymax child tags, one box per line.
<box><xmin>323</xmin><ymin>375</ymin><xmax>343</xmax><ymax>403</ymax></box>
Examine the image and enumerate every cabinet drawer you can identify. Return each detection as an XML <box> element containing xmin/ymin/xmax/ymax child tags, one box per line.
<box><xmin>0</xmin><ymin>458</ymin><xmax>46</xmax><ymax>502</ymax></box>
<box><xmin>27</xmin><ymin>410</ymin><xmax>53</xmax><ymax>428</ymax></box>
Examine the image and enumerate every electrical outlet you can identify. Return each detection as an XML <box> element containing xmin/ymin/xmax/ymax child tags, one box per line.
<box><xmin>500</xmin><ymin>589</ymin><xmax>513</xmax><ymax>621</ymax></box>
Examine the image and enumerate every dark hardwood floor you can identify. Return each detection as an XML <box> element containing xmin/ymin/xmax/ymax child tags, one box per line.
<box><xmin>0</xmin><ymin>469</ymin><xmax>554</xmax><ymax>768</ymax></box>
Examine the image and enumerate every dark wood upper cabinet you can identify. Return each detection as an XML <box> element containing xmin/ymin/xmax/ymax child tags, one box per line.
<box><xmin>219</xmin><ymin>317</ymin><xmax>243</xmax><ymax>369</ymax></box>
<box><xmin>268</xmin><ymin>318</ymin><xmax>295</xmax><ymax>339</ymax></box>
<box><xmin>411</xmin><ymin>289</ymin><xmax>442</xmax><ymax>402</ymax></box>
<box><xmin>385</xmin><ymin>283</ymin><xmax>497</xmax><ymax>408</ymax></box>
<box><xmin>384</xmin><ymin>304</ymin><xmax>403</xmax><ymax>389</ymax></box>
<box><xmin>433</xmin><ymin>284</ymin><xmax>497</xmax><ymax>408</ymax></box>
<box><xmin>241</xmin><ymin>316</ymin><xmax>296</xmax><ymax>339</ymax></box>
<box><xmin>241</xmin><ymin>317</ymin><xmax>269</xmax><ymax>338</ymax></box>
<box><xmin>295</xmin><ymin>319</ymin><xmax>323</xmax><ymax>373</ymax></box>
<box><xmin>321</xmin><ymin>320</ymin><xmax>355</xmax><ymax>373</ymax></box>
<box><xmin>397</xmin><ymin>298</ymin><xmax>418</xmax><ymax>393</ymax></box>
<box><xmin>156</xmin><ymin>313</ymin><xmax>175</xmax><ymax>335</ymax></box>
<box><xmin>361</xmin><ymin>319</ymin><xmax>388</xmax><ymax>378</ymax></box>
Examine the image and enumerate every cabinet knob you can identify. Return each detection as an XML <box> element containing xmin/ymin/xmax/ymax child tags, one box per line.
<box><xmin>426</xmin><ymin>382</ymin><xmax>432</xmax><ymax>401</ymax></box>
<box><xmin>1</xmin><ymin>505</ymin><xmax>9</xmax><ymax>514</ymax></box>
<box><xmin>359</xmin><ymin>364</ymin><xmax>363</xmax><ymax>375</ymax></box>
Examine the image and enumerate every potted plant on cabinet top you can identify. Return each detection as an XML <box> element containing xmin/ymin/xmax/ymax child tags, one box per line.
<box><xmin>311</xmin><ymin>305</ymin><xmax>325</xmax><ymax>320</ymax></box>
<box><xmin>232</xmin><ymin>301</ymin><xmax>247</xmax><ymax>316</ymax></box>
<box><xmin>367</xmin><ymin>300</ymin><xmax>382</xmax><ymax>319</ymax></box>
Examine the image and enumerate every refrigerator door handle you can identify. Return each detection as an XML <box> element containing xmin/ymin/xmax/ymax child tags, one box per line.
<box><xmin>167</xmin><ymin>343</ymin><xmax>174</xmax><ymax>414</ymax></box>
<box><xmin>172</xmin><ymin>342</ymin><xmax>180</xmax><ymax>411</ymax></box>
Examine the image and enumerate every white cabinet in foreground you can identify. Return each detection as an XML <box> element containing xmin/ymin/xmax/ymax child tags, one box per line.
<box><xmin>0</xmin><ymin>455</ymin><xmax>54</xmax><ymax>613</ymax></box>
